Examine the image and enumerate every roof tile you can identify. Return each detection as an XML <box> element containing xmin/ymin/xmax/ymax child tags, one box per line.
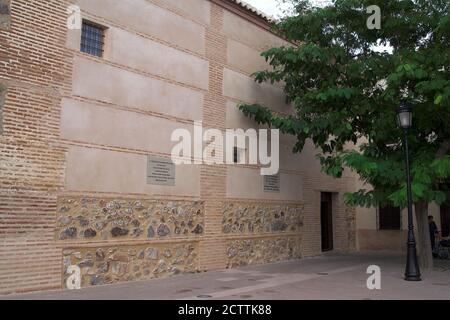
<box><xmin>229</xmin><ymin>0</ymin><xmax>276</xmax><ymax>22</ymax></box>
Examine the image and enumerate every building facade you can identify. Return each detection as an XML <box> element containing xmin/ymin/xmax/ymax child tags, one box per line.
<box><xmin>0</xmin><ymin>0</ymin><xmax>445</xmax><ymax>295</ymax></box>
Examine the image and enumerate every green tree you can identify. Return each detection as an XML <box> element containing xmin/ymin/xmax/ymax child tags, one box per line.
<box><xmin>240</xmin><ymin>0</ymin><xmax>450</xmax><ymax>268</ymax></box>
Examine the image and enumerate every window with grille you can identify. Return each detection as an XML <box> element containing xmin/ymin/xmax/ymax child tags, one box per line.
<box><xmin>81</xmin><ymin>20</ymin><xmax>105</xmax><ymax>57</ymax></box>
<box><xmin>379</xmin><ymin>205</ymin><xmax>401</xmax><ymax>230</ymax></box>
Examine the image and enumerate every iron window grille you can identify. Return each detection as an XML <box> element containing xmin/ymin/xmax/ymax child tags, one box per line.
<box><xmin>81</xmin><ymin>20</ymin><xmax>105</xmax><ymax>57</ymax></box>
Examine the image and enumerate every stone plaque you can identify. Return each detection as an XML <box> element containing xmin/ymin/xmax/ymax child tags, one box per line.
<box><xmin>263</xmin><ymin>174</ymin><xmax>280</xmax><ymax>193</ymax></box>
<box><xmin>147</xmin><ymin>156</ymin><xmax>176</xmax><ymax>186</ymax></box>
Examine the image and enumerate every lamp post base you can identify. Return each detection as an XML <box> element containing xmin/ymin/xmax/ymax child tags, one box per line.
<box><xmin>405</xmin><ymin>275</ymin><xmax>422</xmax><ymax>281</ymax></box>
<box><xmin>405</xmin><ymin>239</ymin><xmax>422</xmax><ymax>282</ymax></box>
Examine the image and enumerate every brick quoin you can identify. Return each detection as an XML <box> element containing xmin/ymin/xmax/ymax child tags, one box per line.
<box><xmin>0</xmin><ymin>0</ymin><xmax>71</xmax><ymax>294</ymax></box>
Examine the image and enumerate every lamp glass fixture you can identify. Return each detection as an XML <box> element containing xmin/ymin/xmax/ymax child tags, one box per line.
<box><xmin>397</xmin><ymin>104</ymin><xmax>412</xmax><ymax>129</ymax></box>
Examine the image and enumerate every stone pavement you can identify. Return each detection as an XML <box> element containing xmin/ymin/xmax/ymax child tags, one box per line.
<box><xmin>2</xmin><ymin>252</ymin><xmax>450</xmax><ymax>300</ymax></box>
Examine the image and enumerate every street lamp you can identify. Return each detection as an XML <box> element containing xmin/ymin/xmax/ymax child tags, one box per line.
<box><xmin>396</xmin><ymin>101</ymin><xmax>422</xmax><ymax>281</ymax></box>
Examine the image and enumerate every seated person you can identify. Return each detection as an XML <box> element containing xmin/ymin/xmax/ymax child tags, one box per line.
<box><xmin>440</xmin><ymin>230</ymin><xmax>450</xmax><ymax>247</ymax></box>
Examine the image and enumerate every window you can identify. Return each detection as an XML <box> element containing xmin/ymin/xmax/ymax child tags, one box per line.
<box><xmin>233</xmin><ymin>147</ymin><xmax>246</xmax><ymax>164</ymax></box>
<box><xmin>81</xmin><ymin>20</ymin><xmax>105</xmax><ymax>57</ymax></box>
<box><xmin>379</xmin><ymin>205</ymin><xmax>401</xmax><ymax>230</ymax></box>
<box><xmin>233</xmin><ymin>147</ymin><xmax>239</xmax><ymax>164</ymax></box>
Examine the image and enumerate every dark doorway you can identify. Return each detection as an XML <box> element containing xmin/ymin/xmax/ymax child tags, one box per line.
<box><xmin>441</xmin><ymin>203</ymin><xmax>450</xmax><ymax>237</ymax></box>
<box><xmin>321</xmin><ymin>192</ymin><xmax>334</xmax><ymax>252</ymax></box>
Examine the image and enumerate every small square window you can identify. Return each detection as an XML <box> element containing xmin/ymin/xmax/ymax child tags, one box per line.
<box><xmin>379</xmin><ymin>205</ymin><xmax>401</xmax><ymax>230</ymax></box>
<box><xmin>81</xmin><ymin>20</ymin><xmax>105</xmax><ymax>57</ymax></box>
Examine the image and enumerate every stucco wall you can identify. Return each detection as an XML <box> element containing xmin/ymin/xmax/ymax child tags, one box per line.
<box><xmin>75</xmin><ymin>0</ymin><xmax>206</xmax><ymax>54</ymax></box>
<box><xmin>71</xmin><ymin>57</ymin><xmax>204</xmax><ymax>120</ymax></box>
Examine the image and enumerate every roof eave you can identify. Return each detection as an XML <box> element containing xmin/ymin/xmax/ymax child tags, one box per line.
<box><xmin>210</xmin><ymin>0</ymin><xmax>275</xmax><ymax>32</ymax></box>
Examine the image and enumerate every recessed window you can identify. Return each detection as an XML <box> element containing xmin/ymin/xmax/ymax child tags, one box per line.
<box><xmin>81</xmin><ymin>20</ymin><xmax>105</xmax><ymax>57</ymax></box>
<box><xmin>233</xmin><ymin>147</ymin><xmax>239</xmax><ymax>164</ymax></box>
<box><xmin>233</xmin><ymin>147</ymin><xmax>246</xmax><ymax>164</ymax></box>
<box><xmin>379</xmin><ymin>205</ymin><xmax>401</xmax><ymax>230</ymax></box>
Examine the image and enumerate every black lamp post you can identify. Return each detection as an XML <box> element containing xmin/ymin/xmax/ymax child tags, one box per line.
<box><xmin>396</xmin><ymin>102</ymin><xmax>422</xmax><ymax>282</ymax></box>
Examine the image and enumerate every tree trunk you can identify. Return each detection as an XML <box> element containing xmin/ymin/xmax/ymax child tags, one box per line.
<box><xmin>414</xmin><ymin>201</ymin><xmax>433</xmax><ymax>270</ymax></box>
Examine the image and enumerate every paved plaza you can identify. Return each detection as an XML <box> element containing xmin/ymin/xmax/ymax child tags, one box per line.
<box><xmin>2</xmin><ymin>252</ymin><xmax>449</xmax><ymax>300</ymax></box>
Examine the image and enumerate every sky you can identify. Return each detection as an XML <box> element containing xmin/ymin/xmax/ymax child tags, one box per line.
<box><xmin>244</xmin><ymin>0</ymin><xmax>333</xmax><ymax>18</ymax></box>
<box><xmin>244</xmin><ymin>0</ymin><xmax>288</xmax><ymax>18</ymax></box>
<box><xmin>243</xmin><ymin>0</ymin><xmax>393</xmax><ymax>53</ymax></box>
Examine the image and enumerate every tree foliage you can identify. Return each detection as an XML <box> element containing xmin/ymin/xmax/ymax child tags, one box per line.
<box><xmin>240</xmin><ymin>0</ymin><xmax>450</xmax><ymax>209</ymax></box>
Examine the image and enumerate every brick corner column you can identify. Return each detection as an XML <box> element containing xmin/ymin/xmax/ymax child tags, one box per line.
<box><xmin>198</xmin><ymin>3</ymin><xmax>228</xmax><ymax>272</ymax></box>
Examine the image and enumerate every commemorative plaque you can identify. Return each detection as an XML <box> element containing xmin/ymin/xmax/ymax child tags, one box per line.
<box><xmin>147</xmin><ymin>156</ymin><xmax>176</xmax><ymax>186</ymax></box>
<box><xmin>263</xmin><ymin>174</ymin><xmax>280</xmax><ymax>193</ymax></box>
